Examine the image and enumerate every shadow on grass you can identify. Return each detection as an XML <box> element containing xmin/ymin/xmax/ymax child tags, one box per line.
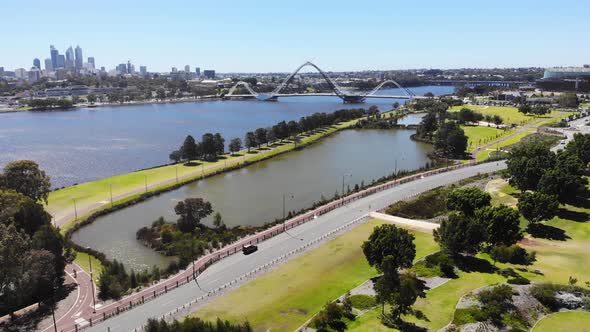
<box><xmin>246</xmin><ymin>150</ymin><xmax>259</xmax><ymax>154</ymax></box>
<box><xmin>183</xmin><ymin>161</ymin><xmax>202</xmax><ymax>167</ymax></box>
<box><xmin>397</xmin><ymin>321</ymin><xmax>428</xmax><ymax>332</ymax></box>
<box><xmin>454</xmin><ymin>255</ymin><xmax>498</xmax><ymax>274</ymax></box>
<box><xmin>527</xmin><ymin>223</ymin><xmax>570</xmax><ymax>241</ymax></box>
<box><xmin>557</xmin><ymin>207</ymin><xmax>589</xmax><ymax>223</ymax></box>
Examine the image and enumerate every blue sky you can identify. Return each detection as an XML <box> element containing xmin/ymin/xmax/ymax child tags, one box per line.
<box><xmin>2</xmin><ymin>0</ymin><xmax>589</xmax><ymax>72</ymax></box>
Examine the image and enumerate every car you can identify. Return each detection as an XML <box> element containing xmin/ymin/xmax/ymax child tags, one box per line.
<box><xmin>242</xmin><ymin>244</ymin><xmax>258</xmax><ymax>255</ymax></box>
<box><xmin>560</xmin><ymin>140</ymin><xmax>566</xmax><ymax>145</ymax></box>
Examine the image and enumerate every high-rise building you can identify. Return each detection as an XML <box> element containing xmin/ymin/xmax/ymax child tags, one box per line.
<box><xmin>57</xmin><ymin>54</ymin><xmax>66</xmax><ymax>68</ymax></box>
<box><xmin>88</xmin><ymin>57</ymin><xmax>95</xmax><ymax>69</ymax></box>
<box><xmin>50</xmin><ymin>45</ymin><xmax>59</xmax><ymax>69</ymax></box>
<box><xmin>33</xmin><ymin>58</ymin><xmax>41</xmax><ymax>69</ymax></box>
<box><xmin>195</xmin><ymin>67</ymin><xmax>201</xmax><ymax>77</ymax></box>
<box><xmin>117</xmin><ymin>63</ymin><xmax>127</xmax><ymax>74</ymax></box>
<box><xmin>127</xmin><ymin>61</ymin><xmax>133</xmax><ymax>74</ymax></box>
<box><xmin>140</xmin><ymin>66</ymin><xmax>147</xmax><ymax>77</ymax></box>
<box><xmin>15</xmin><ymin>68</ymin><xmax>27</xmax><ymax>79</ymax></box>
<box><xmin>184</xmin><ymin>65</ymin><xmax>190</xmax><ymax>72</ymax></box>
<box><xmin>65</xmin><ymin>46</ymin><xmax>75</xmax><ymax>70</ymax></box>
<box><xmin>171</xmin><ymin>67</ymin><xmax>178</xmax><ymax>73</ymax></box>
<box><xmin>0</xmin><ymin>67</ymin><xmax>4</xmax><ymax>76</ymax></box>
<box><xmin>203</xmin><ymin>70</ymin><xmax>215</xmax><ymax>79</ymax></box>
<box><xmin>44</xmin><ymin>58</ymin><xmax>53</xmax><ymax>71</ymax></box>
<box><xmin>28</xmin><ymin>67</ymin><xmax>41</xmax><ymax>82</ymax></box>
<box><xmin>75</xmin><ymin>45</ymin><xmax>83</xmax><ymax>71</ymax></box>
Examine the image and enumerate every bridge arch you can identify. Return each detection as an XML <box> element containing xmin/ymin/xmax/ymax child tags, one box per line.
<box><xmin>270</xmin><ymin>61</ymin><xmax>349</xmax><ymax>99</ymax></box>
<box><xmin>226</xmin><ymin>81</ymin><xmax>259</xmax><ymax>97</ymax></box>
<box><xmin>363</xmin><ymin>80</ymin><xmax>416</xmax><ymax>99</ymax></box>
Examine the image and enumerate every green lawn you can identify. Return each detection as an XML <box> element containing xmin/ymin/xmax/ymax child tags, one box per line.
<box><xmin>533</xmin><ymin>311</ymin><xmax>590</xmax><ymax>332</ymax></box>
<box><xmin>73</xmin><ymin>250</ymin><xmax>104</xmax><ymax>278</ymax></box>
<box><xmin>48</xmin><ymin>117</ymin><xmax>363</xmax><ymax>233</ymax></box>
<box><xmin>450</xmin><ymin>105</ymin><xmax>558</xmax><ymax>126</ymax></box>
<box><xmin>192</xmin><ymin>219</ymin><xmax>438</xmax><ymax>331</ymax></box>
<box><xmin>462</xmin><ymin>125</ymin><xmax>510</xmax><ymax>152</ymax></box>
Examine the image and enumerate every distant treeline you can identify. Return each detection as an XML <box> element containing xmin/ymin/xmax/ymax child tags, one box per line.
<box><xmin>27</xmin><ymin>98</ymin><xmax>74</xmax><ymax>110</ymax></box>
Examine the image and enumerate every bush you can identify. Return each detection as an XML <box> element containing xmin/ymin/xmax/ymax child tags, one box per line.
<box><xmin>452</xmin><ymin>308</ymin><xmax>480</xmax><ymax>325</ymax></box>
<box><xmin>349</xmin><ymin>294</ymin><xmax>377</xmax><ymax>310</ymax></box>
<box><xmin>490</xmin><ymin>245</ymin><xmax>535</xmax><ymax>265</ymax></box>
<box><xmin>385</xmin><ymin>186</ymin><xmax>452</xmax><ymax>219</ymax></box>
<box><xmin>507</xmin><ymin>276</ymin><xmax>530</xmax><ymax>285</ymax></box>
<box><xmin>425</xmin><ymin>251</ymin><xmax>455</xmax><ymax>277</ymax></box>
<box><xmin>530</xmin><ymin>283</ymin><xmax>562</xmax><ymax>310</ymax></box>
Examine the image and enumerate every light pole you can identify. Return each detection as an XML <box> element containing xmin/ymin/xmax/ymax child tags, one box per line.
<box><xmin>109</xmin><ymin>183</ymin><xmax>113</xmax><ymax>207</ymax></box>
<box><xmin>175</xmin><ymin>165</ymin><xmax>179</xmax><ymax>183</ymax></box>
<box><xmin>282</xmin><ymin>193</ymin><xmax>294</xmax><ymax>221</ymax></box>
<box><xmin>73</xmin><ymin>198</ymin><xmax>78</xmax><ymax>221</ymax></box>
<box><xmin>143</xmin><ymin>174</ymin><xmax>148</xmax><ymax>193</ymax></box>
<box><xmin>87</xmin><ymin>247</ymin><xmax>96</xmax><ymax>313</ymax></box>
<box><xmin>282</xmin><ymin>193</ymin><xmax>303</xmax><ymax>241</ymax></box>
<box><xmin>342</xmin><ymin>173</ymin><xmax>352</xmax><ymax>198</ymax></box>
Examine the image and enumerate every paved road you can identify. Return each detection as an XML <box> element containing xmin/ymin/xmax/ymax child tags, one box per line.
<box><xmin>81</xmin><ymin>161</ymin><xmax>505</xmax><ymax>332</ymax></box>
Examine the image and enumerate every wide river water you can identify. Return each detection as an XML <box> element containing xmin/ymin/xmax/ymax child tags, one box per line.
<box><xmin>71</xmin><ymin>128</ymin><xmax>434</xmax><ymax>271</ymax></box>
<box><xmin>0</xmin><ymin>86</ymin><xmax>453</xmax><ymax>188</ymax></box>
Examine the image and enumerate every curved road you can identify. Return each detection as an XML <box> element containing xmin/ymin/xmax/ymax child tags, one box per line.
<box><xmin>76</xmin><ymin>161</ymin><xmax>506</xmax><ymax>332</ymax></box>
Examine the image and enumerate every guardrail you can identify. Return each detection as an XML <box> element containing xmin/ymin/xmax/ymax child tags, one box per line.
<box><xmin>62</xmin><ymin>160</ymin><xmax>478</xmax><ymax>332</ymax></box>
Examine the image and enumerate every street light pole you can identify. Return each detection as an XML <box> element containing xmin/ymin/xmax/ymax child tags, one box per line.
<box><xmin>176</xmin><ymin>165</ymin><xmax>179</xmax><ymax>183</ymax></box>
<box><xmin>342</xmin><ymin>173</ymin><xmax>352</xmax><ymax>199</ymax></box>
<box><xmin>144</xmin><ymin>174</ymin><xmax>148</xmax><ymax>193</ymax></box>
<box><xmin>109</xmin><ymin>183</ymin><xmax>113</xmax><ymax>207</ymax></box>
<box><xmin>87</xmin><ymin>247</ymin><xmax>96</xmax><ymax>313</ymax></box>
<box><xmin>73</xmin><ymin>198</ymin><xmax>78</xmax><ymax>221</ymax></box>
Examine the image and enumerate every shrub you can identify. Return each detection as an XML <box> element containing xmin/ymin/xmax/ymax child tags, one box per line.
<box><xmin>385</xmin><ymin>186</ymin><xmax>452</xmax><ymax>219</ymax></box>
<box><xmin>452</xmin><ymin>308</ymin><xmax>480</xmax><ymax>325</ymax></box>
<box><xmin>530</xmin><ymin>283</ymin><xmax>561</xmax><ymax>310</ymax></box>
<box><xmin>425</xmin><ymin>251</ymin><xmax>455</xmax><ymax>277</ymax></box>
<box><xmin>477</xmin><ymin>284</ymin><xmax>515</xmax><ymax>326</ymax></box>
<box><xmin>490</xmin><ymin>245</ymin><xmax>535</xmax><ymax>265</ymax></box>
<box><xmin>349</xmin><ymin>294</ymin><xmax>377</xmax><ymax>310</ymax></box>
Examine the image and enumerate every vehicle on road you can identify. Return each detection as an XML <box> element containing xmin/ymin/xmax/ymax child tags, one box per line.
<box><xmin>242</xmin><ymin>244</ymin><xmax>258</xmax><ymax>255</ymax></box>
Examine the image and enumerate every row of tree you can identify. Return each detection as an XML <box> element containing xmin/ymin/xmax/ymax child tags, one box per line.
<box><xmin>0</xmin><ymin>160</ymin><xmax>70</xmax><ymax>315</ymax></box>
<box><xmin>170</xmin><ymin>133</ymin><xmax>226</xmax><ymax>163</ymax></box>
<box><xmin>27</xmin><ymin>98</ymin><xmax>74</xmax><ymax>110</ymax></box>
<box><xmin>144</xmin><ymin>317</ymin><xmax>252</xmax><ymax>332</ymax></box>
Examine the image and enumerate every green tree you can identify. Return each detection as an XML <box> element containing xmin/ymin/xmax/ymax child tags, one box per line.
<box><xmin>87</xmin><ymin>94</ymin><xmax>97</xmax><ymax>103</ymax></box>
<box><xmin>565</xmin><ymin>133</ymin><xmax>590</xmax><ymax>164</ymax></box>
<box><xmin>475</xmin><ymin>205</ymin><xmax>522</xmax><ymax>246</ymax></box>
<box><xmin>434</xmin><ymin>121</ymin><xmax>467</xmax><ymax>157</ymax></box>
<box><xmin>213</xmin><ymin>212</ymin><xmax>224</xmax><ymax>228</ymax></box>
<box><xmin>244</xmin><ymin>132</ymin><xmax>256</xmax><ymax>152</ymax></box>
<box><xmin>181</xmin><ymin>135</ymin><xmax>199</xmax><ymax>162</ymax></box>
<box><xmin>558</xmin><ymin>93</ymin><xmax>578</xmax><ymax>108</ymax></box>
<box><xmin>254</xmin><ymin>127</ymin><xmax>268</xmax><ymax>147</ymax></box>
<box><xmin>434</xmin><ymin>212</ymin><xmax>484</xmax><ymax>256</ymax></box>
<box><xmin>229</xmin><ymin>137</ymin><xmax>242</xmax><ymax>155</ymax></box>
<box><xmin>517</xmin><ymin>192</ymin><xmax>559</xmax><ymax>224</ymax></box>
<box><xmin>31</xmin><ymin>225</ymin><xmax>66</xmax><ymax>285</ymax></box>
<box><xmin>265</xmin><ymin>128</ymin><xmax>277</xmax><ymax>146</ymax></box>
<box><xmin>174</xmin><ymin>198</ymin><xmax>213</xmax><ymax>233</ymax></box>
<box><xmin>156</xmin><ymin>88</ymin><xmax>166</xmax><ymax>100</ymax></box>
<box><xmin>506</xmin><ymin>141</ymin><xmax>555</xmax><ymax>191</ymax></box>
<box><xmin>0</xmin><ymin>160</ymin><xmax>51</xmax><ymax>203</ymax></box>
<box><xmin>169</xmin><ymin>150</ymin><xmax>182</xmax><ymax>163</ymax></box>
<box><xmin>386</xmin><ymin>272</ymin><xmax>425</xmax><ymax>325</ymax></box>
<box><xmin>447</xmin><ymin>187</ymin><xmax>491</xmax><ymax>216</ymax></box>
<box><xmin>362</xmin><ymin>224</ymin><xmax>416</xmax><ymax>273</ymax></box>
<box><xmin>0</xmin><ymin>189</ymin><xmax>51</xmax><ymax>235</ymax></box>
<box><xmin>518</xmin><ymin>103</ymin><xmax>531</xmax><ymax>115</ymax></box>
<box><xmin>0</xmin><ymin>224</ymin><xmax>32</xmax><ymax>310</ymax></box>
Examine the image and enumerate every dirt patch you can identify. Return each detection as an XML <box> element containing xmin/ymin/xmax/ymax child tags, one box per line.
<box><xmin>485</xmin><ymin>178</ymin><xmax>518</xmax><ymax>207</ymax></box>
<box><xmin>519</xmin><ymin>237</ymin><xmax>549</xmax><ymax>247</ymax></box>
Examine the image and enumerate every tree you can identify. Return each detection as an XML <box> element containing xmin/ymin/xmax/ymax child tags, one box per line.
<box><xmin>0</xmin><ymin>160</ymin><xmax>51</xmax><ymax>203</ymax></box>
<box><xmin>312</xmin><ymin>302</ymin><xmax>347</xmax><ymax>332</ymax></box>
<box><xmin>244</xmin><ymin>132</ymin><xmax>256</xmax><ymax>152</ymax></box>
<box><xmin>201</xmin><ymin>133</ymin><xmax>218</xmax><ymax>160</ymax></box>
<box><xmin>434</xmin><ymin>121</ymin><xmax>467</xmax><ymax>157</ymax></box>
<box><xmin>265</xmin><ymin>127</ymin><xmax>277</xmax><ymax>146</ymax></box>
<box><xmin>386</xmin><ymin>272</ymin><xmax>425</xmax><ymax>324</ymax></box>
<box><xmin>0</xmin><ymin>189</ymin><xmax>51</xmax><ymax>236</ymax></box>
<box><xmin>31</xmin><ymin>225</ymin><xmax>66</xmax><ymax>285</ymax></box>
<box><xmin>506</xmin><ymin>141</ymin><xmax>555</xmax><ymax>191</ymax></box>
<box><xmin>87</xmin><ymin>94</ymin><xmax>97</xmax><ymax>103</ymax></box>
<box><xmin>181</xmin><ymin>135</ymin><xmax>199</xmax><ymax>162</ymax></box>
<box><xmin>518</xmin><ymin>192</ymin><xmax>559</xmax><ymax>224</ymax></box>
<box><xmin>475</xmin><ymin>205</ymin><xmax>522</xmax><ymax>246</ymax></box>
<box><xmin>174</xmin><ymin>198</ymin><xmax>213</xmax><ymax>233</ymax></box>
<box><xmin>456</xmin><ymin>108</ymin><xmax>483</xmax><ymax>124</ymax></box>
<box><xmin>0</xmin><ymin>223</ymin><xmax>32</xmax><ymax>310</ymax></box>
<box><xmin>565</xmin><ymin>133</ymin><xmax>590</xmax><ymax>164</ymax></box>
<box><xmin>538</xmin><ymin>168</ymin><xmax>587</xmax><ymax>203</ymax></box>
<box><xmin>531</xmin><ymin>105</ymin><xmax>550</xmax><ymax>117</ymax></box>
<box><xmin>156</xmin><ymin>88</ymin><xmax>166</xmax><ymax>100</ymax></box>
<box><xmin>558</xmin><ymin>93</ymin><xmax>578</xmax><ymax>108</ymax></box>
<box><xmin>434</xmin><ymin>212</ymin><xmax>484</xmax><ymax>256</ymax></box>
<box><xmin>416</xmin><ymin>112</ymin><xmax>438</xmax><ymax>138</ymax></box>
<box><xmin>362</xmin><ymin>224</ymin><xmax>416</xmax><ymax>273</ymax></box>
<box><xmin>213</xmin><ymin>212</ymin><xmax>224</xmax><ymax>228</ymax></box>
<box><xmin>229</xmin><ymin>137</ymin><xmax>242</xmax><ymax>155</ymax></box>
<box><xmin>447</xmin><ymin>187</ymin><xmax>491</xmax><ymax>216</ymax></box>
<box><xmin>518</xmin><ymin>103</ymin><xmax>531</xmax><ymax>115</ymax></box>
<box><xmin>254</xmin><ymin>128</ymin><xmax>267</xmax><ymax>147</ymax></box>
<box><xmin>169</xmin><ymin>150</ymin><xmax>182</xmax><ymax>163</ymax></box>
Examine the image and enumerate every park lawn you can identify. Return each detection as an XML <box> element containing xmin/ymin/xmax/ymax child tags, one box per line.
<box><xmin>462</xmin><ymin>125</ymin><xmax>510</xmax><ymax>152</ymax></box>
<box><xmin>48</xmin><ymin>117</ymin><xmax>363</xmax><ymax>233</ymax></box>
<box><xmin>450</xmin><ymin>105</ymin><xmax>533</xmax><ymax>126</ymax></box>
<box><xmin>192</xmin><ymin>219</ymin><xmax>438</xmax><ymax>331</ymax></box>
<box><xmin>533</xmin><ymin>311</ymin><xmax>590</xmax><ymax>332</ymax></box>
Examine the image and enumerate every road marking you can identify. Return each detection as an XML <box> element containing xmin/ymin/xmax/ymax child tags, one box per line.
<box><xmin>74</xmin><ymin>318</ymin><xmax>89</xmax><ymax>327</ymax></box>
<box><xmin>161</xmin><ymin>299</ymin><xmax>175</xmax><ymax>306</ymax></box>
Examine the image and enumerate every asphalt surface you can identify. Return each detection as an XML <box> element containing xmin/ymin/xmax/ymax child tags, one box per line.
<box><xmin>84</xmin><ymin>161</ymin><xmax>505</xmax><ymax>332</ymax></box>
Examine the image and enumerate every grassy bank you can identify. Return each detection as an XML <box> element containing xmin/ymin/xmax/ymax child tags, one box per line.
<box><xmin>533</xmin><ymin>311</ymin><xmax>590</xmax><ymax>332</ymax></box>
<box><xmin>49</xmin><ymin>116</ymin><xmax>365</xmax><ymax>234</ymax></box>
<box><xmin>192</xmin><ymin>219</ymin><xmax>438</xmax><ymax>331</ymax></box>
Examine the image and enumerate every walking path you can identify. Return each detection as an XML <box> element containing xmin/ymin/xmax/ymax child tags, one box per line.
<box><xmin>369</xmin><ymin>212</ymin><xmax>439</xmax><ymax>231</ymax></box>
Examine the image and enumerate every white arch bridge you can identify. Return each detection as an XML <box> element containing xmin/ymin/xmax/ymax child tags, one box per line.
<box><xmin>225</xmin><ymin>61</ymin><xmax>426</xmax><ymax>103</ymax></box>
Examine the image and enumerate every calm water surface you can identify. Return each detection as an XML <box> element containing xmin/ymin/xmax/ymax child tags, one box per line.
<box><xmin>0</xmin><ymin>86</ymin><xmax>453</xmax><ymax>188</ymax></box>
<box><xmin>71</xmin><ymin>129</ymin><xmax>433</xmax><ymax>271</ymax></box>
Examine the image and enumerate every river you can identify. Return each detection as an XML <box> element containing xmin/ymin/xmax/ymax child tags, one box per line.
<box><xmin>0</xmin><ymin>86</ymin><xmax>454</xmax><ymax>188</ymax></box>
<box><xmin>71</xmin><ymin>128</ymin><xmax>434</xmax><ymax>271</ymax></box>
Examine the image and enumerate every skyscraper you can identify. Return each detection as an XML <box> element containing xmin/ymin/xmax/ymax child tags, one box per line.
<box><xmin>44</xmin><ymin>58</ymin><xmax>53</xmax><ymax>71</ymax></box>
<box><xmin>65</xmin><ymin>46</ymin><xmax>75</xmax><ymax>70</ymax></box>
<box><xmin>195</xmin><ymin>67</ymin><xmax>200</xmax><ymax>77</ymax></box>
<box><xmin>50</xmin><ymin>45</ymin><xmax>59</xmax><ymax>69</ymax></box>
<box><xmin>57</xmin><ymin>55</ymin><xmax>66</xmax><ymax>69</ymax></box>
<box><xmin>75</xmin><ymin>45</ymin><xmax>83</xmax><ymax>71</ymax></box>
<box><xmin>88</xmin><ymin>57</ymin><xmax>95</xmax><ymax>69</ymax></box>
<box><xmin>184</xmin><ymin>65</ymin><xmax>190</xmax><ymax>72</ymax></box>
<box><xmin>140</xmin><ymin>66</ymin><xmax>147</xmax><ymax>77</ymax></box>
<box><xmin>33</xmin><ymin>58</ymin><xmax>41</xmax><ymax>69</ymax></box>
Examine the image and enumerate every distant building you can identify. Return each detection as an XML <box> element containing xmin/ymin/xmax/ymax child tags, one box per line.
<box><xmin>117</xmin><ymin>63</ymin><xmax>127</xmax><ymax>74</ymax></box>
<box><xmin>65</xmin><ymin>46</ymin><xmax>75</xmax><ymax>70</ymax></box>
<box><xmin>543</xmin><ymin>67</ymin><xmax>590</xmax><ymax>79</ymax></box>
<box><xmin>87</xmin><ymin>57</ymin><xmax>95</xmax><ymax>69</ymax></box>
<box><xmin>171</xmin><ymin>67</ymin><xmax>178</xmax><ymax>73</ymax></box>
<box><xmin>127</xmin><ymin>61</ymin><xmax>133</xmax><ymax>74</ymax></box>
<box><xmin>33</xmin><ymin>58</ymin><xmax>41</xmax><ymax>69</ymax></box>
<box><xmin>57</xmin><ymin>54</ymin><xmax>65</xmax><ymax>69</ymax></box>
<box><xmin>184</xmin><ymin>65</ymin><xmax>190</xmax><ymax>73</ymax></box>
<box><xmin>55</xmin><ymin>68</ymin><xmax>69</xmax><ymax>80</ymax></box>
<box><xmin>140</xmin><ymin>66</ymin><xmax>147</xmax><ymax>76</ymax></box>
<box><xmin>15</xmin><ymin>68</ymin><xmax>27</xmax><ymax>79</ymax></box>
<box><xmin>50</xmin><ymin>45</ymin><xmax>59</xmax><ymax>69</ymax></box>
<box><xmin>75</xmin><ymin>45</ymin><xmax>83</xmax><ymax>71</ymax></box>
<box><xmin>28</xmin><ymin>67</ymin><xmax>41</xmax><ymax>82</ymax></box>
<box><xmin>44</xmin><ymin>58</ymin><xmax>53</xmax><ymax>71</ymax></box>
<box><xmin>195</xmin><ymin>67</ymin><xmax>200</xmax><ymax>77</ymax></box>
<box><xmin>203</xmin><ymin>70</ymin><xmax>215</xmax><ymax>79</ymax></box>
<box><xmin>0</xmin><ymin>67</ymin><xmax>4</xmax><ymax>76</ymax></box>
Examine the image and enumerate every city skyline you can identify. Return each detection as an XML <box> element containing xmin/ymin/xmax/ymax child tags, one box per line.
<box><xmin>1</xmin><ymin>0</ymin><xmax>589</xmax><ymax>72</ymax></box>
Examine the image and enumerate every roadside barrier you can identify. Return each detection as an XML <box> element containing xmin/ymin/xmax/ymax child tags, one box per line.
<box><xmin>62</xmin><ymin>160</ymin><xmax>480</xmax><ymax>332</ymax></box>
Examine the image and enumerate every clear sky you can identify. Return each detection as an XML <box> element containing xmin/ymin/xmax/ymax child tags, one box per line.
<box><xmin>2</xmin><ymin>0</ymin><xmax>589</xmax><ymax>72</ymax></box>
